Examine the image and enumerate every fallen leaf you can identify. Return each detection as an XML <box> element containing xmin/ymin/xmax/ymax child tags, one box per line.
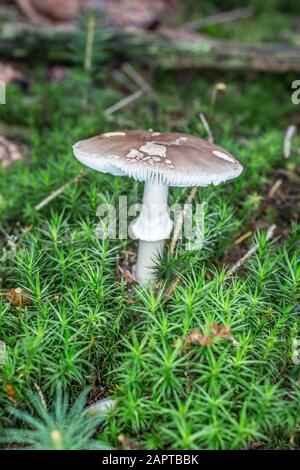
<box><xmin>211</xmin><ymin>323</ymin><xmax>239</xmax><ymax>347</ymax></box>
<box><xmin>183</xmin><ymin>324</ymin><xmax>239</xmax><ymax>351</ymax></box>
<box><xmin>184</xmin><ymin>330</ymin><xmax>214</xmax><ymax>349</ymax></box>
<box><xmin>6</xmin><ymin>288</ymin><xmax>30</xmax><ymax>308</ymax></box>
<box><xmin>211</xmin><ymin>323</ymin><xmax>232</xmax><ymax>339</ymax></box>
<box><xmin>5</xmin><ymin>384</ymin><xmax>16</xmax><ymax>399</ymax></box>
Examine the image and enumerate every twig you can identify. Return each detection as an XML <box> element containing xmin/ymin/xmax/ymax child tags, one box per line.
<box><xmin>84</xmin><ymin>15</ymin><xmax>96</xmax><ymax>73</ymax></box>
<box><xmin>105</xmin><ymin>64</ymin><xmax>152</xmax><ymax>116</ymax></box>
<box><xmin>183</xmin><ymin>7</ymin><xmax>254</xmax><ymax>32</ymax></box>
<box><xmin>34</xmin><ymin>383</ymin><xmax>47</xmax><ymax>410</ymax></box>
<box><xmin>169</xmin><ymin>187</ymin><xmax>198</xmax><ymax>255</ymax></box>
<box><xmin>111</xmin><ymin>70</ymin><xmax>137</xmax><ymax>93</ymax></box>
<box><xmin>277</xmin><ymin>169</ymin><xmax>300</xmax><ymax>184</ymax></box>
<box><xmin>164</xmin><ymin>276</ymin><xmax>181</xmax><ymax>299</ymax></box>
<box><xmin>267</xmin><ymin>179</ymin><xmax>283</xmax><ymax>198</ymax></box>
<box><xmin>166</xmin><ymin>113</ymin><xmax>214</xmax><ymax>297</ymax></box>
<box><xmin>122</xmin><ymin>63</ymin><xmax>153</xmax><ymax>95</ymax></box>
<box><xmin>164</xmin><ymin>189</ymin><xmax>197</xmax><ymax>300</ymax></box>
<box><xmin>104</xmin><ymin>89</ymin><xmax>144</xmax><ymax>116</ymax></box>
<box><xmin>199</xmin><ymin>113</ymin><xmax>214</xmax><ymax>143</ymax></box>
<box><xmin>35</xmin><ymin>170</ymin><xmax>84</xmax><ymax>211</ymax></box>
<box><xmin>164</xmin><ymin>192</ymin><xmax>197</xmax><ymax>298</ymax></box>
<box><xmin>228</xmin><ymin>224</ymin><xmax>277</xmax><ymax>276</ymax></box>
<box><xmin>284</xmin><ymin>125</ymin><xmax>297</xmax><ymax>158</ymax></box>
<box><xmin>234</xmin><ymin>230</ymin><xmax>252</xmax><ymax>245</ymax></box>
<box><xmin>169</xmin><ymin>112</ymin><xmax>213</xmax><ymax>254</ymax></box>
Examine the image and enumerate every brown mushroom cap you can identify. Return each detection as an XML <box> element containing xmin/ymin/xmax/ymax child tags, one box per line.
<box><xmin>73</xmin><ymin>130</ymin><xmax>243</xmax><ymax>187</ymax></box>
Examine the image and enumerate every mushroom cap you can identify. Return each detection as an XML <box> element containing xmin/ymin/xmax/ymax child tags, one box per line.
<box><xmin>73</xmin><ymin>130</ymin><xmax>243</xmax><ymax>187</ymax></box>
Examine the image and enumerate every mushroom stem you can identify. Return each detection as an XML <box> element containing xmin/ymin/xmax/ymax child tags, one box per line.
<box><xmin>135</xmin><ymin>239</ymin><xmax>165</xmax><ymax>285</ymax></box>
<box><xmin>131</xmin><ymin>182</ymin><xmax>173</xmax><ymax>285</ymax></box>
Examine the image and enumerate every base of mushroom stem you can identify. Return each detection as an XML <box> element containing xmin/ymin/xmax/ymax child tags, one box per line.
<box><xmin>135</xmin><ymin>239</ymin><xmax>165</xmax><ymax>285</ymax></box>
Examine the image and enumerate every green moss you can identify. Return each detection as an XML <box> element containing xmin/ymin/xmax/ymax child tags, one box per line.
<box><xmin>0</xmin><ymin>2</ymin><xmax>300</xmax><ymax>448</ymax></box>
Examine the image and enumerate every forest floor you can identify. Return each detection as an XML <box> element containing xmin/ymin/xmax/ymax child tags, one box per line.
<box><xmin>0</xmin><ymin>3</ymin><xmax>300</xmax><ymax>450</ymax></box>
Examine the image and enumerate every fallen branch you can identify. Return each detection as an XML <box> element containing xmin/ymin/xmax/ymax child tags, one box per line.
<box><xmin>104</xmin><ymin>89</ymin><xmax>144</xmax><ymax>116</ymax></box>
<box><xmin>228</xmin><ymin>224</ymin><xmax>277</xmax><ymax>276</ymax></box>
<box><xmin>277</xmin><ymin>168</ymin><xmax>300</xmax><ymax>184</ymax></box>
<box><xmin>35</xmin><ymin>170</ymin><xmax>84</xmax><ymax>211</ymax></box>
<box><xmin>122</xmin><ymin>63</ymin><xmax>153</xmax><ymax>95</ymax></box>
<box><xmin>183</xmin><ymin>6</ymin><xmax>254</xmax><ymax>32</ymax></box>
<box><xmin>1</xmin><ymin>20</ymin><xmax>300</xmax><ymax>73</ymax></box>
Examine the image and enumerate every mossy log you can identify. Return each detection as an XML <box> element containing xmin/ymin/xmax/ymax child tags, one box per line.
<box><xmin>1</xmin><ymin>19</ymin><xmax>300</xmax><ymax>73</ymax></box>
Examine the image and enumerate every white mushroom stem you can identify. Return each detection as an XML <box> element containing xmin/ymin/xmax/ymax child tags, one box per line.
<box><xmin>130</xmin><ymin>182</ymin><xmax>173</xmax><ymax>285</ymax></box>
<box><xmin>135</xmin><ymin>239</ymin><xmax>165</xmax><ymax>285</ymax></box>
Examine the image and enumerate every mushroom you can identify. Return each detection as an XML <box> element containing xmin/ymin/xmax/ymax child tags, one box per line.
<box><xmin>73</xmin><ymin>131</ymin><xmax>243</xmax><ymax>285</ymax></box>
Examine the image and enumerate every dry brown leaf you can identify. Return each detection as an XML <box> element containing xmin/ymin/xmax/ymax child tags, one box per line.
<box><xmin>184</xmin><ymin>330</ymin><xmax>214</xmax><ymax>349</ymax></box>
<box><xmin>211</xmin><ymin>323</ymin><xmax>239</xmax><ymax>347</ymax></box>
<box><xmin>183</xmin><ymin>324</ymin><xmax>238</xmax><ymax>351</ymax></box>
<box><xmin>6</xmin><ymin>288</ymin><xmax>30</xmax><ymax>308</ymax></box>
<box><xmin>117</xmin><ymin>250</ymin><xmax>137</xmax><ymax>285</ymax></box>
<box><xmin>5</xmin><ymin>384</ymin><xmax>16</xmax><ymax>399</ymax></box>
<box><xmin>211</xmin><ymin>323</ymin><xmax>232</xmax><ymax>339</ymax></box>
